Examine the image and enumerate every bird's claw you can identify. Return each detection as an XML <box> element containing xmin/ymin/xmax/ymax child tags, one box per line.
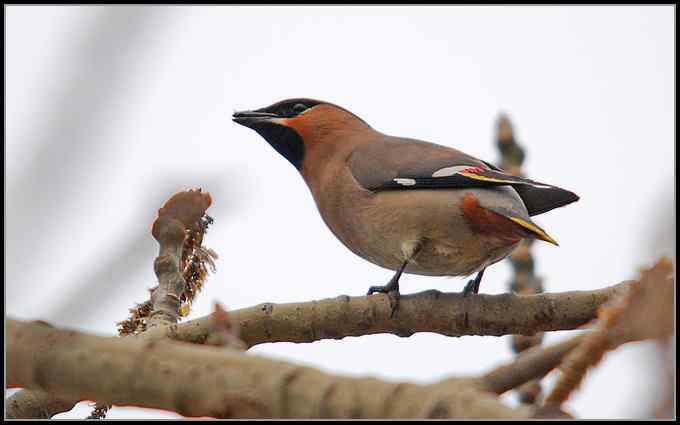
<box><xmin>387</xmin><ymin>290</ymin><xmax>400</xmax><ymax>318</ymax></box>
<box><xmin>366</xmin><ymin>285</ymin><xmax>384</xmax><ymax>296</ymax></box>
<box><xmin>367</xmin><ymin>285</ymin><xmax>400</xmax><ymax>318</ymax></box>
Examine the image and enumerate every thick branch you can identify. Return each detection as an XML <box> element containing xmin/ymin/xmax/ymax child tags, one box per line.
<box><xmin>160</xmin><ymin>281</ymin><xmax>633</xmax><ymax>347</ymax></box>
<box><xmin>7</xmin><ymin>318</ymin><xmax>532</xmax><ymax>419</ymax></box>
<box><xmin>4</xmin><ymin>390</ymin><xmax>77</xmax><ymax>419</ymax></box>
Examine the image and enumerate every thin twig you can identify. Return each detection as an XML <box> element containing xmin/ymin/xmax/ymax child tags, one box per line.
<box><xmin>147</xmin><ymin>189</ymin><xmax>212</xmax><ymax>328</ymax></box>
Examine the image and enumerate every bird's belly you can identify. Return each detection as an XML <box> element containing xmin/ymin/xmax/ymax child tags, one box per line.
<box><xmin>355</xmin><ymin>219</ymin><xmax>519</xmax><ymax>277</ymax></box>
<box><xmin>321</xmin><ymin>187</ymin><xmax>521</xmax><ymax>278</ymax></box>
<box><xmin>402</xmin><ymin>238</ymin><xmax>518</xmax><ymax>276</ymax></box>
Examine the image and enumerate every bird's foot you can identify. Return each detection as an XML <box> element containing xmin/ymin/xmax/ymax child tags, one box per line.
<box><xmin>462</xmin><ymin>269</ymin><xmax>485</xmax><ymax>297</ymax></box>
<box><xmin>462</xmin><ymin>279</ymin><xmax>479</xmax><ymax>297</ymax></box>
<box><xmin>367</xmin><ymin>284</ymin><xmax>401</xmax><ymax>318</ymax></box>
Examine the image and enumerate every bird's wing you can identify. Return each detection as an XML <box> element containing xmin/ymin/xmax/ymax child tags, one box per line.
<box><xmin>347</xmin><ymin>136</ymin><xmax>579</xmax><ymax>216</ymax></box>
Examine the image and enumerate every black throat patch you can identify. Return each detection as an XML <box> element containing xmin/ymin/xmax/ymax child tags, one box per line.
<box><xmin>249</xmin><ymin>121</ymin><xmax>305</xmax><ymax>170</ymax></box>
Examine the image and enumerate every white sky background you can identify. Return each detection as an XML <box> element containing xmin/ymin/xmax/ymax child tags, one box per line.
<box><xmin>5</xmin><ymin>5</ymin><xmax>675</xmax><ymax>419</ymax></box>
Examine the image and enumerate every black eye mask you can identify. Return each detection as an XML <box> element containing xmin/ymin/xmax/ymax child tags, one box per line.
<box><xmin>255</xmin><ymin>98</ymin><xmax>323</xmax><ymax>118</ymax></box>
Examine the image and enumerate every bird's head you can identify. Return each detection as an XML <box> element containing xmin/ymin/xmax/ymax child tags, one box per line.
<box><xmin>233</xmin><ymin>98</ymin><xmax>370</xmax><ymax>170</ymax></box>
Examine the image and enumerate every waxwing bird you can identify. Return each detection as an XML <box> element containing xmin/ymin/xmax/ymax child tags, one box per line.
<box><xmin>233</xmin><ymin>99</ymin><xmax>579</xmax><ymax>316</ymax></box>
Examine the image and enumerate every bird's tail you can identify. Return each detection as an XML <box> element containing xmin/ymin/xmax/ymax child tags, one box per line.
<box><xmin>482</xmin><ymin>204</ymin><xmax>559</xmax><ymax>246</ymax></box>
<box><xmin>462</xmin><ymin>192</ymin><xmax>559</xmax><ymax>246</ymax></box>
<box><xmin>513</xmin><ymin>184</ymin><xmax>580</xmax><ymax>217</ymax></box>
<box><xmin>506</xmin><ymin>216</ymin><xmax>558</xmax><ymax>245</ymax></box>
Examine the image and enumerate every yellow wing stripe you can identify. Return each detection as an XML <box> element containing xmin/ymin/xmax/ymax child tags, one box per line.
<box><xmin>458</xmin><ymin>172</ymin><xmax>519</xmax><ymax>184</ymax></box>
<box><xmin>509</xmin><ymin>217</ymin><xmax>559</xmax><ymax>246</ymax></box>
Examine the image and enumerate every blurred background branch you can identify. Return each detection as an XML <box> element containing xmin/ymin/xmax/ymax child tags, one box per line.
<box><xmin>7</xmin><ymin>8</ymin><xmax>167</xmax><ymax>312</ymax></box>
<box><xmin>543</xmin><ymin>258</ymin><xmax>675</xmax><ymax>414</ymax></box>
<box><xmin>495</xmin><ymin>114</ymin><xmax>546</xmax><ymax>405</ymax></box>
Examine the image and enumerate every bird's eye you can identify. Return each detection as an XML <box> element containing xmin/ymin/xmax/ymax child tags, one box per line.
<box><xmin>292</xmin><ymin>103</ymin><xmax>307</xmax><ymax>114</ymax></box>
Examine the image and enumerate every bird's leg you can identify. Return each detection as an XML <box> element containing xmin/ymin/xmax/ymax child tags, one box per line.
<box><xmin>463</xmin><ymin>268</ymin><xmax>486</xmax><ymax>297</ymax></box>
<box><xmin>366</xmin><ymin>261</ymin><xmax>407</xmax><ymax>318</ymax></box>
<box><xmin>367</xmin><ymin>243</ymin><xmax>422</xmax><ymax>318</ymax></box>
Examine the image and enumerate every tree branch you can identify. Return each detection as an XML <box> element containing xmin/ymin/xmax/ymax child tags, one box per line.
<box><xmin>544</xmin><ymin>258</ymin><xmax>675</xmax><ymax>407</ymax></box>
<box><xmin>5</xmin><ymin>280</ymin><xmax>632</xmax><ymax>418</ymax></box>
<box><xmin>4</xmin><ymin>389</ymin><xmax>77</xmax><ymax>419</ymax></box>
<box><xmin>160</xmin><ymin>281</ymin><xmax>633</xmax><ymax>347</ymax></box>
<box><xmin>478</xmin><ymin>333</ymin><xmax>586</xmax><ymax>395</ymax></box>
<box><xmin>7</xmin><ymin>318</ymin><xmax>535</xmax><ymax>419</ymax></box>
<box><xmin>5</xmin><ymin>189</ymin><xmax>217</xmax><ymax>419</ymax></box>
<box><xmin>147</xmin><ymin>189</ymin><xmax>212</xmax><ymax>328</ymax></box>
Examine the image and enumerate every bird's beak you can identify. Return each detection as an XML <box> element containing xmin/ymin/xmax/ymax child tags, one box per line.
<box><xmin>232</xmin><ymin>110</ymin><xmax>279</xmax><ymax>128</ymax></box>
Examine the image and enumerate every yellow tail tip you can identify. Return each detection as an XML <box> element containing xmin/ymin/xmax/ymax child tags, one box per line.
<box><xmin>539</xmin><ymin>233</ymin><xmax>560</xmax><ymax>246</ymax></box>
<box><xmin>509</xmin><ymin>217</ymin><xmax>559</xmax><ymax>246</ymax></box>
